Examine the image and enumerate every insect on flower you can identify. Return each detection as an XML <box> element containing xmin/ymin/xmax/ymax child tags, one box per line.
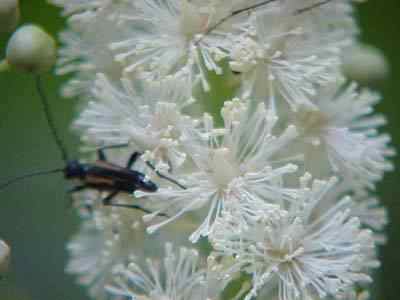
<box><xmin>0</xmin><ymin>75</ymin><xmax>185</xmax><ymax>213</ymax></box>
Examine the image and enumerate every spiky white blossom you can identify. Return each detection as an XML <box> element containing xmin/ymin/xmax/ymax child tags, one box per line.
<box><xmin>137</xmin><ymin>99</ymin><xmax>298</xmax><ymax>242</ymax></box>
<box><xmin>66</xmin><ymin>188</ymin><xmax>197</xmax><ymax>300</ymax></box>
<box><xmin>349</xmin><ymin>193</ymin><xmax>388</xmax><ymax>244</ymax></box>
<box><xmin>322</xmin><ymin>183</ymin><xmax>388</xmax><ymax>245</ymax></box>
<box><xmin>228</xmin><ymin>0</ymin><xmax>355</xmax><ymax>105</ymax></box>
<box><xmin>66</xmin><ymin>204</ymin><xmax>146</xmax><ymax>300</ymax></box>
<box><xmin>75</xmin><ymin>74</ymin><xmax>197</xmax><ymax>171</ymax></box>
<box><xmin>211</xmin><ymin>176</ymin><xmax>378</xmax><ymax>300</ymax></box>
<box><xmin>260</xmin><ymin>287</ymin><xmax>371</xmax><ymax>300</ymax></box>
<box><xmin>55</xmin><ymin>4</ymin><xmax>131</xmax><ymax>98</ymax></box>
<box><xmin>106</xmin><ymin>243</ymin><xmax>207</xmax><ymax>300</ymax></box>
<box><xmin>266</xmin><ymin>287</ymin><xmax>371</xmax><ymax>300</ymax></box>
<box><xmin>292</xmin><ymin>81</ymin><xmax>394</xmax><ymax>190</ymax></box>
<box><xmin>108</xmin><ymin>0</ymin><xmax>252</xmax><ymax>91</ymax></box>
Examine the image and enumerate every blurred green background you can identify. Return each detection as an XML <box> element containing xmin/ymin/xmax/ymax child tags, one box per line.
<box><xmin>0</xmin><ymin>1</ymin><xmax>399</xmax><ymax>300</ymax></box>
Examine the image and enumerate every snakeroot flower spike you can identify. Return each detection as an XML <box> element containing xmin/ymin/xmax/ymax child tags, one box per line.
<box><xmin>211</xmin><ymin>176</ymin><xmax>377</xmax><ymax>300</ymax></box>
<box><xmin>138</xmin><ymin>99</ymin><xmax>299</xmax><ymax>242</ymax></box>
<box><xmin>11</xmin><ymin>0</ymin><xmax>392</xmax><ymax>299</ymax></box>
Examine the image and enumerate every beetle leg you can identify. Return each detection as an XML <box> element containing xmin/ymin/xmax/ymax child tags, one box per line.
<box><xmin>101</xmin><ymin>190</ymin><xmax>119</xmax><ymax>206</ymax></box>
<box><xmin>66</xmin><ymin>185</ymin><xmax>88</xmax><ymax>210</ymax></box>
<box><xmin>167</xmin><ymin>159</ymin><xmax>173</xmax><ymax>173</ymax></box>
<box><xmin>99</xmin><ymin>143</ymin><xmax>129</xmax><ymax>150</ymax></box>
<box><xmin>126</xmin><ymin>152</ymin><xmax>142</xmax><ymax>169</ymax></box>
<box><xmin>97</xmin><ymin>143</ymin><xmax>130</xmax><ymax>161</ymax></box>
<box><xmin>67</xmin><ymin>185</ymin><xmax>88</xmax><ymax>194</ymax></box>
<box><xmin>97</xmin><ymin>149</ymin><xmax>107</xmax><ymax>161</ymax></box>
<box><xmin>102</xmin><ymin>190</ymin><xmax>168</xmax><ymax>217</ymax></box>
<box><xmin>105</xmin><ymin>202</ymin><xmax>153</xmax><ymax>214</ymax></box>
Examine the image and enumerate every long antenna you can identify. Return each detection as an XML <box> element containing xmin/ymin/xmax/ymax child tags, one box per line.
<box><xmin>294</xmin><ymin>0</ymin><xmax>333</xmax><ymax>15</ymax></box>
<box><xmin>35</xmin><ymin>75</ymin><xmax>70</xmax><ymax>163</ymax></box>
<box><xmin>0</xmin><ymin>168</ymin><xmax>64</xmax><ymax>190</ymax></box>
<box><xmin>203</xmin><ymin>0</ymin><xmax>277</xmax><ymax>37</ymax></box>
<box><xmin>199</xmin><ymin>0</ymin><xmax>335</xmax><ymax>43</ymax></box>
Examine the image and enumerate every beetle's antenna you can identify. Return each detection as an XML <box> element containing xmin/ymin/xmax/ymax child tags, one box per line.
<box><xmin>199</xmin><ymin>0</ymin><xmax>335</xmax><ymax>43</ymax></box>
<box><xmin>0</xmin><ymin>168</ymin><xmax>64</xmax><ymax>190</ymax></box>
<box><xmin>35</xmin><ymin>75</ymin><xmax>70</xmax><ymax>163</ymax></box>
<box><xmin>145</xmin><ymin>162</ymin><xmax>187</xmax><ymax>190</ymax></box>
<box><xmin>203</xmin><ymin>0</ymin><xmax>277</xmax><ymax>37</ymax></box>
<box><xmin>294</xmin><ymin>0</ymin><xmax>333</xmax><ymax>15</ymax></box>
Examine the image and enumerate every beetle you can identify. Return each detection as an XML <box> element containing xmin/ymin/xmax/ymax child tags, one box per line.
<box><xmin>64</xmin><ymin>146</ymin><xmax>185</xmax><ymax>210</ymax></box>
<box><xmin>65</xmin><ymin>148</ymin><xmax>157</xmax><ymax>209</ymax></box>
<box><xmin>0</xmin><ymin>76</ymin><xmax>185</xmax><ymax>213</ymax></box>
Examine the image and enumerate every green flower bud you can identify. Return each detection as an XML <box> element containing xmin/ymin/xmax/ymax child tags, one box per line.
<box><xmin>6</xmin><ymin>24</ymin><xmax>57</xmax><ymax>74</ymax></box>
<box><xmin>0</xmin><ymin>0</ymin><xmax>19</xmax><ymax>33</ymax></box>
<box><xmin>342</xmin><ymin>43</ymin><xmax>389</xmax><ymax>84</ymax></box>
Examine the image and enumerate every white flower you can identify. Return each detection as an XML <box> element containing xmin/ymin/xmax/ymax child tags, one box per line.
<box><xmin>228</xmin><ymin>0</ymin><xmax>354</xmax><ymax>105</ymax></box>
<box><xmin>109</xmin><ymin>0</ymin><xmax>248</xmax><ymax>91</ymax></box>
<box><xmin>55</xmin><ymin>5</ymin><xmax>130</xmax><ymax>98</ymax></box>
<box><xmin>259</xmin><ymin>286</ymin><xmax>371</xmax><ymax>300</ymax></box>
<box><xmin>106</xmin><ymin>243</ymin><xmax>207</xmax><ymax>300</ymax></box>
<box><xmin>66</xmin><ymin>205</ymin><xmax>147</xmax><ymax>300</ymax></box>
<box><xmin>322</xmin><ymin>183</ymin><xmax>389</xmax><ymax>245</ymax></box>
<box><xmin>211</xmin><ymin>176</ymin><xmax>378</xmax><ymax>300</ymax></box>
<box><xmin>138</xmin><ymin>99</ymin><xmax>298</xmax><ymax>242</ymax></box>
<box><xmin>350</xmin><ymin>193</ymin><xmax>388</xmax><ymax>244</ymax></box>
<box><xmin>292</xmin><ymin>81</ymin><xmax>394</xmax><ymax>190</ymax></box>
<box><xmin>75</xmin><ymin>74</ymin><xmax>196</xmax><ymax>171</ymax></box>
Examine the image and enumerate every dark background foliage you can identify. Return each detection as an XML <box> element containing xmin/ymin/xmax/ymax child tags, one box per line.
<box><xmin>0</xmin><ymin>1</ymin><xmax>399</xmax><ymax>299</ymax></box>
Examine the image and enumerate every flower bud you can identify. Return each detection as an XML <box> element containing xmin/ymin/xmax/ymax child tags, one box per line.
<box><xmin>342</xmin><ymin>43</ymin><xmax>389</xmax><ymax>84</ymax></box>
<box><xmin>6</xmin><ymin>24</ymin><xmax>57</xmax><ymax>74</ymax></box>
<box><xmin>0</xmin><ymin>0</ymin><xmax>19</xmax><ymax>33</ymax></box>
<box><xmin>0</xmin><ymin>240</ymin><xmax>11</xmax><ymax>276</ymax></box>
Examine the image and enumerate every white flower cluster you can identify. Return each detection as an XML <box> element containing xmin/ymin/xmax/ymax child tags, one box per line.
<box><xmin>51</xmin><ymin>1</ymin><xmax>394</xmax><ymax>300</ymax></box>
